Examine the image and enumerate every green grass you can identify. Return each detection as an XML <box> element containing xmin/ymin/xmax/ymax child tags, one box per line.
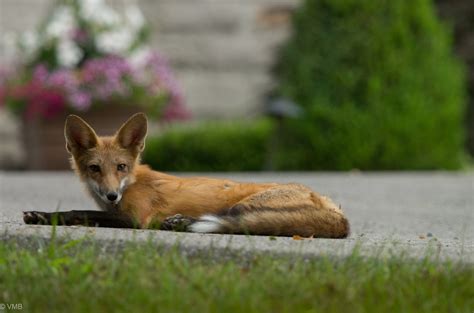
<box><xmin>0</xmin><ymin>240</ymin><xmax>472</xmax><ymax>313</ymax></box>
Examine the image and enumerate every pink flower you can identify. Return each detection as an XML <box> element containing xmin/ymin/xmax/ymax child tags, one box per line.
<box><xmin>32</xmin><ymin>65</ymin><xmax>49</xmax><ymax>82</ymax></box>
<box><xmin>69</xmin><ymin>91</ymin><xmax>91</xmax><ymax>111</ymax></box>
<box><xmin>1</xmin><ymin>51</ymin><xmax>191</xmax><ymax>121</ymax></box>
<box><xmin>72</xmin><ymin>28</ymin><xmax>89</xmax><ymax>45</ymax></box>
<box><xmin>142</xmin><ymin>52</ymin><xmax>191</xmax><ymax>121</ymax></box>
<box><xmin>47</xmin><ymin>69</ymin><xmax>78</xmax><ymax>92</ymax></box>
<box><xmin>22</xmin><ymin>83</ymin><xmax>66</xmax><ymax>120</ymax></box>
<box><xmin>162</xmin><ymin>97</ymin><xmax>192</xmax><ymax>121</ymax></box>
<box><xmin>81</xmin><ymin>56</ymin><xmax>134</xmax><ymax>100</ymax></box>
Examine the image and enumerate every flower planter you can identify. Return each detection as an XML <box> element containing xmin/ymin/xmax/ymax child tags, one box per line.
<box><xmin>22</xmin><ymin>106</ymin><xmax>142</xmax><ymax>170</ymax></box>
<box><xmin>2</xmin><ymin>0</ymin><xmax>190</xmax><ymax>171</ymax></box>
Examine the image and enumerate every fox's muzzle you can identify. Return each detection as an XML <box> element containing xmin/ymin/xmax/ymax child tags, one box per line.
<box><xmin>106</xmin><ymin>192</ymin><xmax>118</xmax><ymax>201</ymax></box>
<box><xmin>87</xmin><ymin>179</ymin><xmax>126</xmax><ymax>205</ymax></box>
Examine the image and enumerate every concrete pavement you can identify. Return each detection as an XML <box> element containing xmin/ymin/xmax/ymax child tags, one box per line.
<box><xmin>0</xmin><ymin>172</ymin><xmax>473</xmax><ymax>262</ymax></box>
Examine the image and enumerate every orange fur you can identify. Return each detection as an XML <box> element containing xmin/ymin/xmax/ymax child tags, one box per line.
<box><xmin>64</xmin><ymin>113</ymin><xmax>350</xmax><ymax>238</ymax></box>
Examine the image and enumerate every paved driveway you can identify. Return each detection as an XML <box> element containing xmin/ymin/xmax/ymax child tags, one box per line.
<box><xmin>1</xmin><ymin>172</ymin><xmax>472</xmax><ymax>262</ymax></box>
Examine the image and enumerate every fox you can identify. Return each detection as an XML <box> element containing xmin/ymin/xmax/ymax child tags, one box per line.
<box><xmin>23</xmin><ymin>113</ymin><xmax>350</xmax><ymax>238</ymax></box>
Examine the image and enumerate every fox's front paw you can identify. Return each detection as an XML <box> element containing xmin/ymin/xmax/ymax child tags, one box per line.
<box><xmin>160</xmin><ymin>214</ymin><xmax>197</xmax><ymax>232</ymax></box>
<box><xmin>23</xmin><ymin>211</ymin><xmax>50</xmax><ymax>225</ymax></box>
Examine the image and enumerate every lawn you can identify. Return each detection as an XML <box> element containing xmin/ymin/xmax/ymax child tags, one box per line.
<box><xmin>0</xmin><ymin>239</ymin><xmax>472</xmax><ymax>313</ymax></box>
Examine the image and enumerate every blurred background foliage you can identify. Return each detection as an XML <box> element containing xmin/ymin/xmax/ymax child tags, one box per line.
<box><xmin>144</xmin><ymin>0</ymin><xmax>467</xmax><ymax>171</ymax></box>
<box><xmin>143</xmin><ymin>120</ymin><xmax>273</xmax><ymax>171</ymax></box>
<box><xmin>274</xmin><ymin>0</ymin><xmax>466</xmax><ymax>170</ymax></box>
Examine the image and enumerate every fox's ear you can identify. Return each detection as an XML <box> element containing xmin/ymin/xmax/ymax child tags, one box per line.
<box><xmin>64</xmin><ymin>115</ymin><xmax>98</xmax><ymax>153</ymax></box>
<box><xmin>115</xmin><ymin>113</ymin><xmax>148</xmax><ymax>152</ymax></box>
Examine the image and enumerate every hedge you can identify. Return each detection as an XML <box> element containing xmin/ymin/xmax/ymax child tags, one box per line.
<box><xmin>143</xmin><ymin>120</ymin><xmax>273</xmax><ymax>171</ymax></box>
<box><xmin>275</xmin><ymin>0</ymin><xmax>466</xmax><ymax>170</ymax></box>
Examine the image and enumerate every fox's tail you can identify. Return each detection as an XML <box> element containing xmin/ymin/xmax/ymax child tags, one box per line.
<box><xmin>189</xmin><ymin>204</ymin><xmax>350</xmax><ymax>238</ymax></box>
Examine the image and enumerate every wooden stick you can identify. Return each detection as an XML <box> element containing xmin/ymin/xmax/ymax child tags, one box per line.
<box><xmin>23</xmin><ymin>210</ymin><xmax>137</xmax><ymax>228</ymax></box>
<box><xmin>23</xmin><ymin>211</ymin><xmax>198</xmax><ymax>232</ymax></box>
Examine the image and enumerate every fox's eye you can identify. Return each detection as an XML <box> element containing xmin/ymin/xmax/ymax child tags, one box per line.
<box><xmin>88</xmin><ymin>165</ymin><xmax>101</xmax><ymax>172</ymax></box>
<box><xmin>117</xmin><ymin>164</ymin><xmax>127</xmax><ymax>171</ymax></box>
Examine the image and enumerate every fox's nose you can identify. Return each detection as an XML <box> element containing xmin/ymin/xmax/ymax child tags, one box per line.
<box><xmin>106</xmin><ymin>192</ymin><xmax>118</xmax><ymax>201</ymax></box>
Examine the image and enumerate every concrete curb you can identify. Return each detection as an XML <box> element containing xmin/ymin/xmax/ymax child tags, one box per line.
<box><xmin>1</xmin><ymin>224</ymin><xmax>472</xmax><ymax>263</ymax></box>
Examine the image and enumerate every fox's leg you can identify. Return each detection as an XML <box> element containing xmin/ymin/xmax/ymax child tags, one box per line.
<box><xmin>23</xmin><ymin>210</ymin><xmax>136</xmax><ymax>228</ymax></box>
<box><xmin>189</xmin><ymin>184</ymin><xmax>350</xmax><ymax>238</ymax></box>
<box><xmin>159</xmin><ymin>214</ymin><xmax>198</xmax><ymax>232</ymax></box>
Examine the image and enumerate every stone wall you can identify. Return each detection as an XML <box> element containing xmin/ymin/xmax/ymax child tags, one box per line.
<box><xmin>0</xmin><ymin>0</ymin><xmax>299</xmax><ymax>168</ymax></box>
<box><xmin>141</xmin><ymin>0</ymin><xmax>299</xmax><ymax>118</ymax></box>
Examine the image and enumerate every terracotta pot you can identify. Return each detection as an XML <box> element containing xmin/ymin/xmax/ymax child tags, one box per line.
<box><xmin>22</xmin><ymin>106</ymin><xmax>143</xmax><ymax>170</ymax></box>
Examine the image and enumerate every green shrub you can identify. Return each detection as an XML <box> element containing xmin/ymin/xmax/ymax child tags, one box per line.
<box><xmin>275</xmin><ymin>0</ymin><xmax>466</xmax><ymax>170</ymax></box>
<box><xmin>143</xmin><ymin>120</ymin><xmax>273</xmax><ymax>171</ymax></box>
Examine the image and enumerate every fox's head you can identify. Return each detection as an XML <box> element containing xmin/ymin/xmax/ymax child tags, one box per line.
<box><xmin>64</xmin><ymin>113</ymin><xmax>147</xmax><ymax>209</ymax></box>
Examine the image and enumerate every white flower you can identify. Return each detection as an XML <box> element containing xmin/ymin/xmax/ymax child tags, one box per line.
<box><xmin>125</xmin><ymin>5</ymin><xmax>145</xmax><ymax>31</ymax></box>
<box><xmin>80</xmin><ymin>0</ymin><xmax>104</xmax><ymax>10</ymax></box>
<box><xmin>20</xmin><ymin>31</ymin><xmax>39</xmax><ymax>59</ymax></box>
<box><xmin>95</xmin><ymin>28</ymin><xmax>134</xmax><ymax>54</ymax></box>
<box><xmin>128</xmin><ymin>46</ymin><xmax>151</xmax><ymax>67</ymax></box>
<box><xmin>78</xmin><ymin>0</ymin><xmax>104</xmax><ymax>19</ymax></box>
<box><xmin>57</xmin><ymin>39</ymin><xmax>83</xmax><ymax>68</ymax></box>
<box><xmin>22</xmin><ymin>31</ymin><xmax>39</xmax><ymax>51</ymax></box>
<box><xmin>45</xmin><ymin>5</ymin><xmax>76</xmax><ymax>40</ymax></box>
<box><xmin>1</xmin><ymin>31</ymin><xmax>38</xmax><ymax>62</ymax></box>
<box><xmin>1</xmin><ymin>32</ymin><xmax>19</xmax><ymax>61</ymax></box>
<box><xmin>79</xmin><ymin>0</ymin><xmax>119</xmax><ymax>26</ymax></box>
